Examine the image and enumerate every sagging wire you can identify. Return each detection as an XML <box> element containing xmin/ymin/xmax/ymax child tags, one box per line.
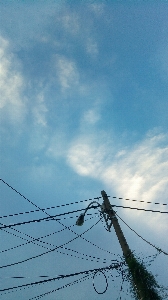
<box><xmin>116</xmin><ymin>213</ymin><xmax>168</xmax><ymax>256</ymax></box>
<box><xmin>1</xmin><ymin>179</ymin><xmax>115</xmax><ymax>259</ymax></box>
<box><xmin>0</xmin><ymin>262</ymin><xmax>124</xmax><ymax>293</ymax></box>
<box><xmin>0</xmin><ymin>261</ymin><xmax>125</xmax><ymax>295</ymax></box>
<box><xmin>28</xmin><ymin>273</ymin><xmax>91</xmax><ymax>299</ymax></box>
<box><xmin>0</xmin><ymin>216</ymin><xmax>102</xmax><ymax>269</ymax></box>
<box><xmin>92</xmin><ymin>270</ymin><xmax>108</xmax><ymax>294</ymax></box>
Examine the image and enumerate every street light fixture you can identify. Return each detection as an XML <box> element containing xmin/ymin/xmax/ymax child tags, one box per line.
<box><xmin>76</xmin><ymin>201</ymin><xmax>101</xmax><ymax>226</ymax></box>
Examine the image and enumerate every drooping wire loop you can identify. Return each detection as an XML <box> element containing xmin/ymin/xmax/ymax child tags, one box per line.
<box><xmin>92</xmin><ymin>270</ymin><xmax>108</xmax><ymax>294</ymax></box>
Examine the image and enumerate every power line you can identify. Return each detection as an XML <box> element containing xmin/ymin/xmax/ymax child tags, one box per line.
<box><xmin>0</xmin><ymin>179</ymin><xmax>110</xmax><ymax>257</ymax></box>
<box><xmin>0</xmin><ymin>214</ymin><xmax>95</xmax><ymax>253</ymax></box>
<box><xmin>1</xmin><ymin>216</ymin><xmax>118</xmax><ymax>268</ymax></box>
<box><xmin>1</xmin><ymin>221</ymin><xmax>110</xmax><ymax>265</ymax></box>
<box><xmin>0</xmin><ymin>208</ymin><xmax>90</xmax><ymax>229</ymax></box>
<box><xmin>0</xmin><ymin>179</ymin><xmax>117</xmax><ymax>259</ymax></box>
<box><xmin>1</xmin><ymin>201</ymin><xmax>167</xmax><ymax>221</ymax></box>
<box><xmin>0</xmin><ymin>201</ymin><xmax>101</xmax><ymax>219</ymax></box>
<box><xmin>28</xmin><ymin>273</ymin><xmax>91</xmax><ymax>300</ymax></box>
<box><xmin>0</xmin><ymin>261</ymin><xmax>124</xmax><ymax>293</ymax></box>
<box><xmin>111</xmin><ymin>196</ymin><xmax>168</xmax><ymax>207</ymax></box>
<box><xmin>0</xmin><ymin>217</ymin><xmax>102</xmax><ymax>269</ymax></box>
<box><xmin>0</xmin><ymin>178</ymin><xmax>100</xmax><ymax>212</ymax></box>
<box><xmin>116</xmin><ymin>213</ymin><xmax>168</xmax><ymax>256</ymax></box>
<box><xmin>0</xmin><ymin>220</ymin><xmax>76</xmax><ymax>254</ymax></box>
<box><xmin>112</xmin><ymin>204</ymin><xmax>168</xmax><ymax>214</ymax></box>
<box><xmin>0</xmin><ymin>203</ymin><xmax>168</xmax><ymax>219</ymax></box>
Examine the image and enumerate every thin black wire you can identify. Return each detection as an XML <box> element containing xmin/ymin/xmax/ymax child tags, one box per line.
<box><xmin>0</xmin><ymin>273</ymin><xmax>91</xmax><ymax>298</ymax></box>
<box><xmin>28</xmin><ymin>274</ymin><xmax>91</xmax><ymax>300</ymax></box>
<box><xmin>116</xmin><ymin>213</ymin><xmax>168</xmax><ymax>256</ymax></box>
<box><xmin>1</xmin><ymin>235</ymin><xmax>109</xmax><ymax>266</ymax></box>
<box><xmin>0</xmin><ymin>222</ymin><xmax>72</xmax><ymax>253</ymax></box>
<box><xmin>0</xmin><ymin>212</ymin><xmax>101</xmax><ymax>254</ymax></box>
<box><xmin>0</xmin><ymin>179</ymin><xmax>117</xmax><ymax>258</ymax></box>
<box><xmin>0</xmin><ymin>208</ymin><xmax>91</xmax><ymax>229</ymax></box>
<box><xmin>30</xmin><ymin>265</ymin><xmax>126</xmax><ymax>300</ymax></box>
<box><xmin>1</xmin><ymin>178</ymin><xmax>167</xmax><ymax>218</ymax></box>
<box><xmin>2</xmin><ymin>224</ymin><xmax>107</xmax><ymax>264</ymax></box>
<box><xmin>93</xmin><ymin>270</ymin><xmax>108</xmax><ymax>294</ymax></box>
<box><xmin>1</xmin><ymin>200</ymin><xmax>167</xmax><ymax>220</ymax></box>
<box><xmin>0</xmin><ymin>262</ymin><xmax>124</xmax><ymax>293</ymax></box>
<box><xmin>112</xmin><ymin>196</ymin><xmax>168</xmax><ymax>207</ymax></box>
<box><xmin>0</xmin><ymin>179</ymin><xmax>104</xmax><ymax>254</ymax></box>
<box><xmin>0</xmin><ymin>215</ymin><xmax>94</xmax><ymax>253</ymax></box>
<box><xmin>0</xmin><ymin>178</ymin><xmax>101</xmax><ymax>215</ymax></box>
<box><xmin>1</xmin><ymin>214</ymin><xmax>95</xmax><ymax>263</ymax></box>
<box><xmin>112</xmin><ymin>204</ymin><xmax>168</xmax><ymax>214</ymax></box>
<box><xmin>0</xmin><ymin>217</ymin><xmax>102</xmax><ymax>269</ymax></box>
<box><xmin>0</xmin><ymin>203</ymin><xmax>101</xmax><ymax>220</ymax></box>
<box><xmin>0</xmin><ymin>215</ymin><xmax>118</xmax><ymax>270</ymax></box>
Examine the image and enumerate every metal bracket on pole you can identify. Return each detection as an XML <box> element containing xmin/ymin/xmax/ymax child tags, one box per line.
<box><xmin>101</xmin><ymin>203</ymin><xmax>114</xmax><ymax>231</ymax></box>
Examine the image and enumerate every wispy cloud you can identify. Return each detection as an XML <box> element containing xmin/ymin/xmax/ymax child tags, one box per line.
<box><xmin>89</xmin><ymin>3</ymin><xmax>105</xmax><ymax>16</ymax></box>
<box><xmin>61</xmin><ymin>11</ymin><xmax>80</xmax><ymax>36</ymax></box>
<box><xmin>32</xmin><ymin>92</ymin><xmax>48</xmax><ymax>127</ymax></box>
<box><xmin>0</xmin><ymin>36</ymin><xmax>26</xmax><ymax>124</ymax></box>
<box><xmin>86</xmin><ymin>38</ymin><xmax>98</xmax><ymax>57</ymax></box>
<box><xmin>82</xmin><ymin>108</ymin><xmax>100</xmax><ymax>125</ymax></box>
<box><xmin>67</xmin><ymin>131</ymin><xmax>168</xmax><ymax>233</ymax></box>
<box><xmin>56</xmin><ymin>55</ymin><xmax>79</xmax><ymax>91</ymax></box>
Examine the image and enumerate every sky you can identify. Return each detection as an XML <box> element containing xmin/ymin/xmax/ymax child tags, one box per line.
<box><xmin>0</xmin><ymin>1</ymin><xmax>168</xmax><ymax>299</ymax></box>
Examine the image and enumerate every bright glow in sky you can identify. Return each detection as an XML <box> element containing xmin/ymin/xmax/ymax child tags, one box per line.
<box><xmin>0</xmin><ymin>1</ymin><xmax>168</xmax><ymax>299</ymax></box>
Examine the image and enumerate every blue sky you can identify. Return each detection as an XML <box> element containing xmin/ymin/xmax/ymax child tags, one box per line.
<box><xmin>0</xmin><ymin>1</ymin><xmax>168</xmax><ymax>299</ymax></box>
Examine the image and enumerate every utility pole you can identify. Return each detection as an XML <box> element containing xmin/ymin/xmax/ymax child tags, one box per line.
<box><xmin>101</xmin><ymin>190</ymin><xmax>161</xmax><ymax>300</ymax></box>
<box><xmin>101</xmin><ymin>190</ymin><xmax>131</xmax><ymax>258</ymax></box>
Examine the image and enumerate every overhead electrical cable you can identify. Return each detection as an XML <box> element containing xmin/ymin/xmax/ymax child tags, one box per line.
<box><xmin>112</xmin><ymin>204</ymin><xmax>168</xmax><ymax>214</ymax></box>
<box><xmin>111</xmin><ymin>196</ymin><xmax>168</xmax><ymax>206</ymax></box>
<box><xmin>0</xmin><ymin>179</ymin><xmax>120</xmax><ymax>259</ymax></box>
<box><xmin>1</xmin><ymin>204</ymin><xmax>167</xmax><ymax>231</ymax></box>
<box><xmin>0</xmin><ymin>201</ymin><xmax>101</xmax><ymax>219</ymax></box>
<box><xmin>0</xmin><ymin>217</ymin><xmax>83</xmax><ymax>253</ymax></box>
<box><xmin>0</xmin><ymin>178</ymin><xmax>100</xmax><ymax>212</ymax></box>
<box><xmin>116</xmin><ymin>213</ymin><xmax>168</xmax><ymax>256</ymax></box>
<box><xmin>31</xmin><ymin>266</ymin><xmax>126</xmax><ymax>300</ymax></box>
<box><xmin>0</xmin><ymin>214</ymin><xmax>96</xmax><ymax>253</ymax></box>
<box><xmin>1</xmin><ymin>224</ymin><xmax>109</xmax><ymax>264</ymax></box>
<box><xmin>1</xmin><ymin>216</ymin><xmax>111</xmax><ymax>268</ymax></box>
<box><xmin>28</xmin><ymin>274</ymin><xmax>91</xmax><ymax>300</ymax></box>
<box><xmin>1</xmin><ymin>216</ymin><xmax>117</xmax><ymax>268</ymax></box>
<box><xmin>0</xmin><ymin>216</ymin><xmax>102</xmax><ymax>269</ymax></box>
<box><xmin>0</xmin><ymin>179</ymin><xmax>104</xmax><ymax>250</ymax></box>
<box><xmin>1</xmin><ymin>202</ymin><xmax>167</xmax><ymax>221</ymax></box>
<box><xmin>0</xmin><ymin>261</ymin><xmax>124</xmax><ymax>293</ymax></box>
<box><xmin>0</xmin><ymin>208</ymin><xmax>91</xmax><ymax>229</ymax></box>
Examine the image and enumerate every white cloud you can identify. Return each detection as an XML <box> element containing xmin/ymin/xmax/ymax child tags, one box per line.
<box><xmin>29</xmin><ymin>164</ymin><xmax>54</xmax><ymax>182</ymax></box>
<box><xmin>67</xmin><ymin>133</ymin><xmax>108</xmax><ymax>176</ymax></box>
<box><xmin>0</xmin><ymin>36</ymin><xmax>26</xmax><ymax>124</ymax></box>
<box><xmin>86</xmin><ymin>38</ymin><xmax>98</xmax><ymax>57</ymax></box>
<box><xmin>32</xmin><ymin>92</ymin><xmax>48</xmax><ymax>127</ymax></box>
<box><xmin>46</xmin><ymin>132</ymin><xmax>68</xmax><ymax>159</ymax></box>
<box><xmin>82</xmin><ymin>109</ymin><xmax>100</xmax><ymax>125</ymax></box>
<box><xmin>67</xmin><ymin>141</ymin><xmax>103</xmax><ymax>176</ymax></box>
<box><xmin>89</xmin><ymin>3</ymin><xmax>105</xmax><ymax>16</ymax></box>
<box><xmin>61</xmin><ymin>12</ymin><xmax>80</xmax><ymax>35</ymax></box>
<box><xmin>56</xmin><ymin>55</ymin><xmax>79</xmax><ymax>91</ymax></box>
<box><xmin>102</xmin><ymin>134</ymin><xmax>168</xmax><ymax>201</ymax></box>
<box><xmin>67</xmin><ymin>132</ymin><xmax>168</xmax><ymax>234</ymax></box>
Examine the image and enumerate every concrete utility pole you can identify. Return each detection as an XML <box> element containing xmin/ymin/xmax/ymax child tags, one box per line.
<box><xmin>76</xmin><ymin>191</ymin><xmax>161</xmax><ymax>300</ymax></box>
<box><xmin>101</xmin><ymin>190</ymin><xmax>161</xmax><ymax>300</ymax></box>
<box><xmin>101</xmin><ymin>190</ymin><xmax>131</xmax><ymax>258</ymax></box>
<box><xmin>101</xmin><ymin>190</ymin><xmax>145</xmax><ymax>299</ymax></box>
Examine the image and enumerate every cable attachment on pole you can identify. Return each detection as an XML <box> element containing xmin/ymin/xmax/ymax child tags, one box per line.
<box><xmin>101</xmin><ymin>203</ymin><xmax>115</xmax><ymax>232</ymax></box>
